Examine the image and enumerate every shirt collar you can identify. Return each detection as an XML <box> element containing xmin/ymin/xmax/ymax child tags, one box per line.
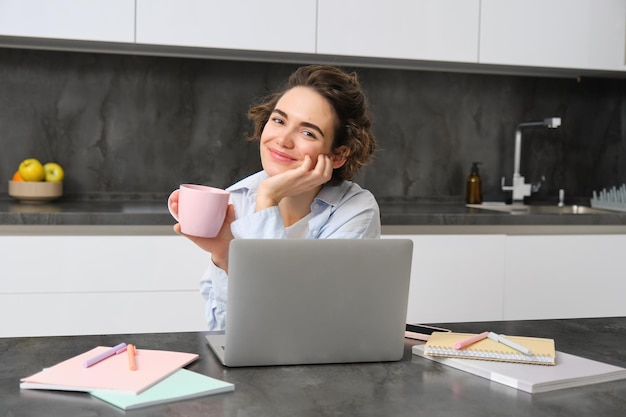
<box><xmin>315</xmin><ymin>181</ymin><xmax>350</xmax><ymax>208</ymax></box>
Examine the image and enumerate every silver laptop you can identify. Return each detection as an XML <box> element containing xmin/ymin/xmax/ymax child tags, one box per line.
<box><xmin>206</xmin><ymin>238</ymin><xmax>413</xmax><ymax>367</ymax></box>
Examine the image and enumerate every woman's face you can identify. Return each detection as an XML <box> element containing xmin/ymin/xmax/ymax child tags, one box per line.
<box><xmin>260</xmin><ymin>86</ymin><xmax>338</xmax><ymax>177</ymax></box>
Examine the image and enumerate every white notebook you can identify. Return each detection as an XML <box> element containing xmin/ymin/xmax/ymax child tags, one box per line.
<box><xmin>413</xmin><ymin>344</ymin><xmax>626</xmax><ymax>393</ymax></box>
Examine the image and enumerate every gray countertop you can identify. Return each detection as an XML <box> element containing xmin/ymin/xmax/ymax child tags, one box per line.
<box><xmin>2</xmin><ymin>317</ymin><xmax>625</xmax><ymax>416</ymax></box>
<box><xmin>0</xmin><ymin>197</ymin><xmax>173</xmax><ymax>226</ymax></box>
<box><xmin>3</xmin><ymin>195</ymin><xmax>626</xmax><ymax>227</ymax></box>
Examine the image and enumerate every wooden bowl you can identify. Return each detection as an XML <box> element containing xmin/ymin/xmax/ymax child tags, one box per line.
<box><xmin>8</xmin><ymin>180</ymin><xmax>63</xmax><ymax>203</ymax></box>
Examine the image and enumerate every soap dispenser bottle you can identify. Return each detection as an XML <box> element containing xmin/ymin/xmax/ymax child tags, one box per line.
<box><xmin>466</xmin><ymin>162</ymin><xmax>482</xmax><ymax>204</ymax></box>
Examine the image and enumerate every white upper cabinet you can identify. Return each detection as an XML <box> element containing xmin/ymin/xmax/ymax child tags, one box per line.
<box><xmin>480</xmin><ymin>0</ymin><xmax>626</xmax><ymax>71</ymax></box>
<box><xmin>317</xmin><ymin>0</ymin><xmax>480</xmax><ymax>63</ymax></box>
<box><xmin>0</xmin><ymin>0</ymin><xmax>134</xmax><ymax>43</ymax></box>
<box><xmin>136</xmin><ymin>0</ymin><xmax>317</xmax><ymax>54</ymax></box>
<box><xmin>1</xmin><ymin>0</ymin><xmax>625</xmax><ymax>77</ymax></box>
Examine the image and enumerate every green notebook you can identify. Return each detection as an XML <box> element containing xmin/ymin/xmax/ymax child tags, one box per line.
<box><xmin>90</xmin><ymin>368</ymin><xmax>234</xmax><ymax>410</ymax></box>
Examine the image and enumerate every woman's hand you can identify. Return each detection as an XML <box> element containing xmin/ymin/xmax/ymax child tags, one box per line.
<box><xmin>173</xmin><ymin>203</ymin><xmax>236</xmax><ymax>273</ymax></box>
<box><xmin>256</xmin><ymin>154</ymin><xmax>333</xmax><ymax>210</ymax></box>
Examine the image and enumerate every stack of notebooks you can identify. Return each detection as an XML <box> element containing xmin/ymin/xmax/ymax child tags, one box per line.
<box><xmin>413</xmin><ymin>332</ymin><xmax>626</xmax><ymax>393</ymax></box>
<box><xmin>20</xmin><ymin>345</ymin><xmax>234</xmax><ymax>410</ymax></box>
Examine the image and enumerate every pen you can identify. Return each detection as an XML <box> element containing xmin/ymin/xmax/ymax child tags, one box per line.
<box><xmin>454</xmin><ymin>331</ymin><xmax>489</xmax><ymax>349</ymax></box>
<box><xmin>83</xmin><ymin>343</ymin><xmax>127</xmax><ymax>368</ymax></box>
<box><xmin>127</xmin><ymin>344</ymin><xmax>137</xmax><ymax>371</ymax></box>
<box><xmin>487</xmin><ymin>332</ymin><xmax>533</xmax><ymax>356</ymax></box>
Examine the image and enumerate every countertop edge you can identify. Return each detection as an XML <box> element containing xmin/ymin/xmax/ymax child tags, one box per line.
<box><xmin>3</xmin><ymin>224</ymin><xmax>626</xmax><ymax>236</ymax></box>
<box><xmin>4</xmin><ymin>199</ymin><xmax>626</xmax><ymax>233</ymax></box>
<box><xmin>0</xmin><ymin>224</ymin><xmax>176</xmax><ymax>235</ymax></box>
<box><xmin>381</xmin><ymin>224</ymin><xmax>626</xmax><ymax>235</ymax></box>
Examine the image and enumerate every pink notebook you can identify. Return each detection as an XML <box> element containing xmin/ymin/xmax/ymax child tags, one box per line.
<box><xmin>20</xmin><ymin>346</ymin><xmax>199</xmax><ymax>394</ymax></box>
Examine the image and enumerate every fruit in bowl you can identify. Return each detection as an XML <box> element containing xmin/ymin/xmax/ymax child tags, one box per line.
<box><xmin>8</xmin><ymin>158</ymin><xmax>64</xmax><ymax>203</ymax></box>
<box><xmin>12</xmin><ymin>171</ymin><xmax>24</xmax><ymax>181</ymax></box>
<box><xmin>18</xmin><ymin>158</ymin><xmax>46</xmax><ymax>181</ymax></box>
<box><xmin>43</xmin><ymin>162</ymin><xmax>64</xmax><ymax>182</ymax></box>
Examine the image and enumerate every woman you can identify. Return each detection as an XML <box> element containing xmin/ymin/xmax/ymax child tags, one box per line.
<box><xmin>170</xmin><ymin>64</ymin><xmax>380</xmax><ymax>329</ymax></box>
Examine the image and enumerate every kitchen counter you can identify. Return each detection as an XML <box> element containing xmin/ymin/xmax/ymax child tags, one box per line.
<box><xmin>0</xmin><ymin>197</ymin><xmax>172</xmax><ymax>226</ymax></box>
<box><xmin>2</xmin><ymin>317</ymin><xmax>625</xmax><ymax>417</ymax></box>
<box><xmin>0</xmin><ymin>195</ymin><xmax>626</xmax><ymax>235</ymax></box>
<box><xmin>3</xmin><ymin>195</ymin><xmax>626</xmax><ymax>229</ymax></box>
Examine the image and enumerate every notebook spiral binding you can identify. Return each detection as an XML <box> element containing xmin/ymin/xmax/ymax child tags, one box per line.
<box><xmin>424</xmin><ymin>347</ymin><xmax>555</xmax><ymax>365</ymax></box>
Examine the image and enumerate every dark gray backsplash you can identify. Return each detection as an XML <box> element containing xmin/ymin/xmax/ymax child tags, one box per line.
<box><xmin>1</xmin><ymin>47</ymin><xmax>624</xmax><ymax>204</ymax></box>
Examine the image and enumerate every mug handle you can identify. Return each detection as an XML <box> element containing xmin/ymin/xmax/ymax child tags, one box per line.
<box><xmin>167</xmin><ymin>189</ymin><xmax>179</xmax><ymax>222</ymax></box>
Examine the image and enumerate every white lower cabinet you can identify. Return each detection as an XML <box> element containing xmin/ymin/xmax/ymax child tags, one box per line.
<box><xmin>504</xmin><ymin>235</ymin><xmax>626</xmax><ymax>320</ymax></box>
<box><xmin>0</xmin><ymin>234</ymin><xmax>210</xmax><ymax>337</ymax></box>
<box><xmin>385</xmin><ymin>233</ymin><xmax>626</xmax><ymax>324</ymax></box>
<box><xmin>383</xmin><ymin>234</ymin><xmax>506</xmax><ymax>324</ymax></box>
<box><xmin>4</xmin><ymin>232</ymin><xmax>625</xmax><ymax>336</ymax></box>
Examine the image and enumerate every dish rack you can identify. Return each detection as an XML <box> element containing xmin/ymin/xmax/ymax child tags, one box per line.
<box><xmin>590</xmin><ymin>184</ymin><xmax>626</xmax><ymax>212</ymax></box>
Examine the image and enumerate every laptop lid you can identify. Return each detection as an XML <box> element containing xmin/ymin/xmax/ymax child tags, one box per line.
<box><xmin>206</xmin><ymin>238</ymin><xmax>413</xmax><ymax>367</ymax></box>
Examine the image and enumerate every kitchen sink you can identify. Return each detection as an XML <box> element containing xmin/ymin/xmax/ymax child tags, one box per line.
<box><xmin>466</xmin><ymin>203</ymin><xmax>612</xmax><ymax>215</ymax></box>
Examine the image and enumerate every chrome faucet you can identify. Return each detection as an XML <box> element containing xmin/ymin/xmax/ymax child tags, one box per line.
<box><xmin>501</xmin><ymin>117</ymin><xmax>561</xmax><ymax>203</ymax></box>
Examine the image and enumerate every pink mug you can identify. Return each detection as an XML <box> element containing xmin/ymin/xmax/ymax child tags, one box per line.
<box><xmin>168</xmin><ymin>184</ymin><xmax>230</xmax><ymax>238</ymax></box>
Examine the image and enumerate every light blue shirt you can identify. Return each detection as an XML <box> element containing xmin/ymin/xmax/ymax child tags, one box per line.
<box><xmin>200</xmin><ymin>170</ymin><xmax>381</xmax><ymax>330</ymax></box>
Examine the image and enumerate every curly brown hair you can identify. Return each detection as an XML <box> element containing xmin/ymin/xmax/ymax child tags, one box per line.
<box><xmin>246</xmin><ymin>65</ymin><xmax>376</xmax><ymax>184</ymax></box>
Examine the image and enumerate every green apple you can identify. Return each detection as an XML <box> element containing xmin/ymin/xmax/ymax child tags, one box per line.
<box><xmin>44</xmin><ymin>162</ymin><xmax>65</xmax><ymax>182</ymax></box>
<box><xmin>18</xmin><ymin>158</ymin><xmax>45</xmax><ymax>181</ymax></box>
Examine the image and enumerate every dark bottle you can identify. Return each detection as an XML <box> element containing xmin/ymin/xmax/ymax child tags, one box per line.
<box><xmin>466</xmin><ymin>162</ymin><xmax>483</xmax><ymax>204</ymax></box>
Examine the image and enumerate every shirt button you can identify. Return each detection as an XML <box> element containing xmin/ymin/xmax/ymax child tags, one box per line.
<box><xmin>312</xmin><ymin>230</ymin><xmax>319</xmax><ymax>236</ymax></box>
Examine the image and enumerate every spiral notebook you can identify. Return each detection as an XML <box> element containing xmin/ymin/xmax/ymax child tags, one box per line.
<box><xmin>422</xmin><ymin>332</ymin><xmax>556</xmax><ymax>365</ymax></box>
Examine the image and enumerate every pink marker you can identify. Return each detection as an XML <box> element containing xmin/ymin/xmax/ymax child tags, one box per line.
<box><xmin>454</xmin><ymin>331</ymin><xmax>489</xmax><ymax>350</ymax></box>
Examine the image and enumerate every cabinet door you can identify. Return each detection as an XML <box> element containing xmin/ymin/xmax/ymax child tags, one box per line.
<box><xmin>0</xmin><ymin>235</ymin><xmax>210</xmax><ymax>337</ymax></box>
<box><xmin>136</xmin><ymin>0</ymin><xmax>316</xmax><ymax>53</ymax></box>
<box><xmin>480</xmin><ymin>0</ymin><xmax>626</xmax><ymax>71</ymax></box>
<box><xmin>0</xmin><ymin>0</ymin><xmax>134</xmax><ymax>43</ymax></box>
<box><xmin>384</xmin><ymin>234</ymin><xmax>506</xmax><ymax>323</ymax></box>
<box><xmin>317</xmin><ymin>0</ymin><xmax>480</xmax><ymax>63</ymax></box>
<box><xmin>504</xmin><ymin>235</ymin><xmax>626</xmax><ymax>320</ymax></box>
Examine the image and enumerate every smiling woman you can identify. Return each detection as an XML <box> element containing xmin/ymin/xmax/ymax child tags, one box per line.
<box><xmin>247</xmin><ymin>65</ymin><xmax>376</xmax><ymax>185</ymax></box>
<box><xmin>255</xmin><ymin>86</ymin><xmax>343</xmax><ymax>215</ymax></box>
<box><xmin>169</xmin><ymin>64</ymin><xmax>381</xmax><ymax>330</ymax></box>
